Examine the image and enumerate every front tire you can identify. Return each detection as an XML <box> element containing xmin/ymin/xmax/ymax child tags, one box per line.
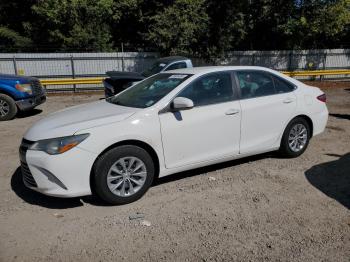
<box><xmin>279</xmin><ymin>117</ymin><xmax>311</xmax><ymax>158</ymax></box>
<box><xmin>0</xmin><ymin>94</ymin><xmax>17</xmax><ymax>121</ymax></box>
<box><xmin>93</xmin><ymin>145</ymin><xmax>155</xmax><ymax>205</ymax></box>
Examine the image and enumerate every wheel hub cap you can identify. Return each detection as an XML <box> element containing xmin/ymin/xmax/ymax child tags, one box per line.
<box><xmin>107</xmin><ymin>156</ymin><xmax>147</xmax><ymax>197</ymax></box>
<box><xmin>0</xmin><ymin>99</ymin><xmax>10</xmax><ymax>117</ymax></box>
<box><xmin>288</xmin><ymin>123</ymin><xmax>308</xmax><ymax>152</ymax></box>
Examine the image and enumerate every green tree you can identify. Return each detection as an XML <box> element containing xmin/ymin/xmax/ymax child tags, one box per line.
<box><xmin>205</xmin><ymin>0</ymin><xmax>247</xmax><ymax>57</ymax></box>
<box><xmin>279</xmin><ymin>0</ymin><xmax>350</xmax><ymax>48</ymax></box>
<box><xmin>109</xmin><ymin>0</ymin><xmax>147</xmax><ymax>50</ymax></box>
<box><xmin>0</xmin><ymin>27</ymin><xmax>32</xmax><ymax>51</ymax></box>
<box><xmin>0</xmin><ymin>0</ymin><xmax>349</xmax><ymax>53</ymax></box>
<box><xmin>0</xmin><ymin>0</ymin><xmax>36</xmax><ymax>51</ymax></box>
<box><xmin>145</xmin><ymin>0</ymin><xmax>209</xmax><ymax>55</ymax></box>
<box><xmin>29</xmin><ymin>0</ymin><xmax>116</xmax><ymax>51</ymax></box>
<box><xmin>238</xmin><ymin>0</ymin><xmax>297</xmax><ymax>50</ymax></box>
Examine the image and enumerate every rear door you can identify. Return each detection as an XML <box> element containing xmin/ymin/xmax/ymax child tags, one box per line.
<box><xmin>235</xmin><ymin>70</ymin><xmax>297</xmax><ymax>154</ymax></box>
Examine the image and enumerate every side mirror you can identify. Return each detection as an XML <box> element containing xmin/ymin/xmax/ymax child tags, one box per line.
<box><xmin>171</xmin><ymin>97</ymin><xmax>194</xmax><ymax>111</ymax></box>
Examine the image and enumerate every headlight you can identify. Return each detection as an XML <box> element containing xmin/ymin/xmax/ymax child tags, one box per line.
<box><xmin>30</xmin><ymin>134</ymin><xmax>89</xmax><ymax>155</ymax></box>
<box><xmin>15</xmin><ymin>83</ymin><xmax>32</xmax><ymax>95</ymax></box>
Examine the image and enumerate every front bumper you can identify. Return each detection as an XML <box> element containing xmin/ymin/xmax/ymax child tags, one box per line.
<box><xmin>20</xmin><ymin>144</ymin><xmax>98</xmax><ymax>198</ymax></box>
<box><xmin>16</xmin><ymin>94</ymin><xmax>46</xmax><ymax>111</ymax></box>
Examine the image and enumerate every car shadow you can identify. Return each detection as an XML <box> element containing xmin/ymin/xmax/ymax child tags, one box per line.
<box><xmin>305</xmin><ymin>153</ymin><xmax>350</xmax><ymax>209</ymax></box>
<box><xmin>11</xmin><ymin>152</ymin><xmax>277</xmax><ymax>208</ymax></box>
<box><xmin>329</xmin><ymin>113</ymin><xmax>350</xmax><ymax>120</ymax></box>
<box><xmin>16</xmin><ymin>109</ymin><xmax>42</xmax><ymax>119</ymax></box>
<box><xmin>153</xmin><ymin>152</ymin><xmax>274</xmax><ymax>186</ymax></box>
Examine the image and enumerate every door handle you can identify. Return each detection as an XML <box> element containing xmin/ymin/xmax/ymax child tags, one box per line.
<box><xmin>283</xmin><ymin>98</ymin><xmax>294</xmax><ymax>104</ymax></box>
<box><xmin>225</xmin><ymin>109</ymin><xmax>240</xmax><ymax>115</ymax></box>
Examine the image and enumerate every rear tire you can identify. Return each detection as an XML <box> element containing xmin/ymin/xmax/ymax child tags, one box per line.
<box><xmin>93</xmin><ymin>145</ymin><xmax>155</xmax><ymax>205</ymax></box>
<box><xmin>279</xmin><ymin>117</ymin><xmax>311</xmax><ymax>158</ymax></box>
<box><xmin>0</xmin><ymin>94</ymin><xmax>17</xmax><ymax>121</ymax></box>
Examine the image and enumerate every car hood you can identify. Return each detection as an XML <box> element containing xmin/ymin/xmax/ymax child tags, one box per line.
<box><xmin>24</xmin><ymin>100</ymin><xmax>139</xmax><ymax>141</ymax></box>
<box><xmin>0</xmin><ymin>73</ymin><xmax>36</xmax><ymax>83</ymax></box>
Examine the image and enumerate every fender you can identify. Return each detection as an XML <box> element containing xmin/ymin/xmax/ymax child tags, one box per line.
<box><xmin>0</xmin><ymin>82</ymin><xmax>27</xmax><ymax>100</ymax></box>
<box><xmin>76</xmin><ymin>125</ymin><xmax>166</xmax><ymax>174</ymax></box>
<box><xmin>274</xmin><ymin>112</ymin><xmax>314</xmax><ymax>149</ymax></box>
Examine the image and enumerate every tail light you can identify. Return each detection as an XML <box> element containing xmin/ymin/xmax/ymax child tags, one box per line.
<box><xmin>317</xmin><ymin>94</ymin><xmax>326</xmax><ymax>103</ymax></box>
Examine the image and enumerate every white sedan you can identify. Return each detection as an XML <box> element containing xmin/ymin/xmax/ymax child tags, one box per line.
<box><xmin>19</xmin><ymin>66</ymin><xmax>328</xmax><ymax>204</ymax></box>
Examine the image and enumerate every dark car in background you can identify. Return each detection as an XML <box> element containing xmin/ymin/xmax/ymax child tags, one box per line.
<box><xmin>103</xmin><ymin>56</ymin><xmax>193</xmax><ymax>98</ymax></box>
<box><xmin>0</xmin><ymin>74</ymin><xmax>46</xmax><ymax>121</ymax></box>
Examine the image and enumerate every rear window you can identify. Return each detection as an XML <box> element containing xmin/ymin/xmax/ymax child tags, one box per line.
<box><xmin>272</xmin><ymin>76</ymin><xmax>295</xmax><ymax>93</ymax></box>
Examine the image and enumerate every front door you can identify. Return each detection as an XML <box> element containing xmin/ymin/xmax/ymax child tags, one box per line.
<box><xmin>159</xmin><ymin>72</ymin><xmax>241</xmax><ymax>169</ymax></box>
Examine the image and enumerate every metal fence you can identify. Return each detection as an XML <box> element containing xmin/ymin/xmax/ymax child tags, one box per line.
<box><xmin>0</xmin><ymin>52</ymin><xmax>158</xmax><ymax>78</ymax></box>
<box><xmin>195</xmin><ymin>49</ymin><xmax>350</xmax><ymax>71</ymax></box>
<box><xmin>0</xmin><ymin>52</ymin><xmax>159</xmax><ymax>91</ymax></box>
<box><xmin>0</xmin><ymin>49</ymin><xmax>349</xmax><ymax>91</ymax></box>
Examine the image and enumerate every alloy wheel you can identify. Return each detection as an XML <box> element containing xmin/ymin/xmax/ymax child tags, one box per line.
<box><xmin>288</xmin><ymin>123</ymin><xmax>308</xmax><ymax>152</ymax></box>
<box><xmin>0</xmin><ymin>99</ymin><xmax>10</xmax><ymax>117</ymax></box>
<box><xmin>107</xmin><ymin>156</ymin><xmax>147</xmax><ymax>197</ymax></box>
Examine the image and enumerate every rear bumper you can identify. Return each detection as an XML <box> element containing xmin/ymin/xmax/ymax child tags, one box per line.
<box><xmin>16</xmin><ymin>94</ymin><xmax>46</xmax><ymax>111</ymax></box>
<box><xmin>311</xmin><ymin>107</ymin><xmax>329</xmax><ymax>136</ymax></box>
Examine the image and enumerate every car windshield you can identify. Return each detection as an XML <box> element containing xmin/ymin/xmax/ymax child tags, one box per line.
<box><xmin>107</xmin><ymin>73</ymin><xmax>192</xmax><ymax>108</ymax></box>
<box><xmin>141</xmin><ymin>62</ymin><xmax>168</xmax><ymax>77</ymax></box>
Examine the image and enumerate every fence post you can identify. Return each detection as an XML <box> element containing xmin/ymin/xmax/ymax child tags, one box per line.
<box><xmin>252</xmin><ymin>54</ymin><xmax>255</xmax><ymax>66</ymax></box>
<box><xmin>288</xmin><ymin>51</ymin><xmax>293</xmax><ymax>72</ymax></box>
<box><xmin>70</xmin><ymin>55</ymin><xmax>76</xmax><ymax>92</ymax></box>
<box><xmin>121</xmin><ymin>42</ymin><xmax>125</xmax><ymax>72</ymax></box>
<box><xmin>320</xmin><ymin>52</ymin><xmax>327</xmax><ymax>81</ymax></box>
<box><xmin>13</xmin><ymin>56</ymin><xmax>18</xmax><ymax>75</ymax></box>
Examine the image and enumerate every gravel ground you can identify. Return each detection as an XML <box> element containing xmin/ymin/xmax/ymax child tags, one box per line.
<box><xmin>0</xmin><ymin>86</ymin><xmax>349</xmax><ymax>262</ymax></box>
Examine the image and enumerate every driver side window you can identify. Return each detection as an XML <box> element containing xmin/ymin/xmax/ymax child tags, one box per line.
<box><xmin>177</xmin><ymin>72</ymin><xmax>234</xmax><ymax>107</ymax></box>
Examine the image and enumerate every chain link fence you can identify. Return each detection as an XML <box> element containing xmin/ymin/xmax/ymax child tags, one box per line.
<box><xmin>0</xmin><ymin>52</ymin><xmax>159</xmax><ymax>91</ymax></box>
<box><xmin>0</xmin><ymin>49</ymin><xmax>349</xmax><ymax>91</ymax></box>
<box><xmin>0</xmin><ymin>52</ymin><xmax>158</xmax><ymax>78</ymax></box>
<box><xmin>194</xmin><ymin>49</ymin><xmax>350</xmax><ymax>71</ymax></box>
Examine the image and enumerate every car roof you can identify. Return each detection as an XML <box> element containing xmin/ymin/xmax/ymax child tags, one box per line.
<box><xmin>156</xmin><ymin>56</ymin><xmax>189</xmax><ymax>63</ymax></box>
<box><xmin>164</xmin><ymin>66</ymin><xmax>303</xmax><ymax>86</ymax></box>
<box><xmin>165</xmin><ymin>66</ymin><xmax>277</xmax><ymax>75</ymax></box>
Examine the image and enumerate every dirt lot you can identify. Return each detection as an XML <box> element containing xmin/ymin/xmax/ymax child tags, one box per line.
<box><xmin>0</xmin><ymin>85</ymin><xmax>349</xmax><ymax>262</ymax></box>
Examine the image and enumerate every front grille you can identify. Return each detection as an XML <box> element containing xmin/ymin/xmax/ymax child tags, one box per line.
<box><xmin>30</xmin><ymin>79</ymin><xmax>44</xmax><ymax>95</ymax></box>
<box><xmin>19</xmin><ymin>139</ymin><xmax>37</xmax><ymax>187</ymax></box>
<box><xmin>21</xmin><ymin>161</ymin><xmax>37</xmax><ymax>187</ymax></box>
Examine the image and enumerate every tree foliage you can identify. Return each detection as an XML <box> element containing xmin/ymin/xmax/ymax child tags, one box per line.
<box><xmin>0</xmin><ymin>0</ymin><xmax>349</xmax><ymax>55</ymax></box>
<box><xmin>29</xmin><ymin>0</ymin><xmax>116</xmax><ymax>51</ymax></box>
<box><xmin>279</xmin><ymin>0</ymin><xmax>350</xmax><ymax>48</ymax></box>
<box><xmin>146</xmin><ymin>0</ymin><xmax>209</xmax><ymax>55</ymax></box>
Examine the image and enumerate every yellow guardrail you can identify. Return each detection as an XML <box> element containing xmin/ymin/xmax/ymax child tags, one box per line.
<box><xmin>40</xmin><ymin>77</ymin><xmax>104</xmax><ymax>86</ymax></box>
<box><xmin>39</xmin><ymin>69</ymin><xmax>350</xmax><ymax>86</ymax></box>
<box><xmin>283</xmin><ymin>69</ymin><xmax>350</xmax><ymax>77</ymax></box>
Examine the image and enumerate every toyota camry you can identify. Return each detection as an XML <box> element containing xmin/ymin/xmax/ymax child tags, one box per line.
<box><xmin>19</xmin><ymin>66</ymin><xmax>328</xmax><ymax>204</ymax></box>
